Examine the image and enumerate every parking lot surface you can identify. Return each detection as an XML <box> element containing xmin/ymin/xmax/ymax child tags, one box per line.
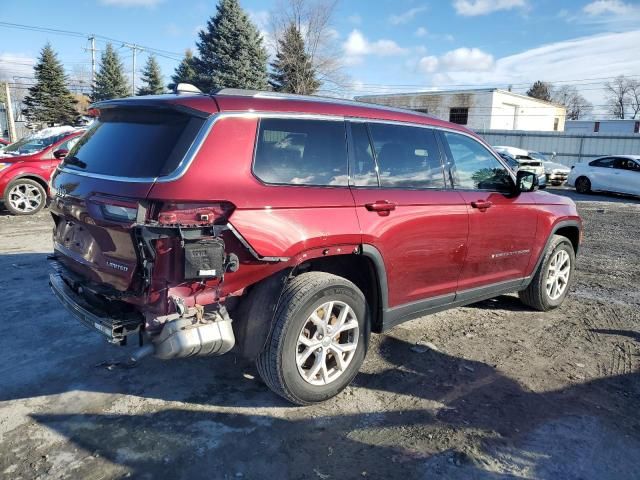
<box><xmin>1</xmin><ymin>188</ymin><xmax>639</xmax><ymax>479</ymax></box>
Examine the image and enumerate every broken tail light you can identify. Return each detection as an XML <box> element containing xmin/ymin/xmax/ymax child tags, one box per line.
<box><xmin>156</xmin><ymin>202</ymin><xmax>235</xmax><ymax>226</ymax></box>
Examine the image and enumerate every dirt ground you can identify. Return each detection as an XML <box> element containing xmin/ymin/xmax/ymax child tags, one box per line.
<box><xmin>1</xmin><ymin>187</ymin><xmax>639</xmax><ymax>480</ymax></box>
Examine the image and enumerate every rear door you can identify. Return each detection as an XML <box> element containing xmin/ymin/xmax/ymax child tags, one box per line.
<box><xmin>438</xmin><ymin>130</ymin><xmax>537</xmax><ymax>291</ymax></box>
<box><xmin>348</xmin><ymin>121</ymin><xmax>468</xmax><ymax>308</ymax></box>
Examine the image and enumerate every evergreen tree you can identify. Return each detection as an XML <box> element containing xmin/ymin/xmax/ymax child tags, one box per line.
<box><xmin>137</xmin><ymin>54</ymin><xmax>164</xmax><ymax>95</ymax></box>
<box><xmin>92</xmin><ymin>43</ymin><xmax>129</xmax><ymax>101</ymax></box>
<box><xmin>270</xmin><ymin>23</ymin><xmax>320</xmax><ymax>95</ymax></box>
<box><xmin>168</xmin><ymin>49</ymin><xmax>198</xmax><ymax>90</ymax></box>
<box><xmin>22</xmin><ymin>43</ymin><xmax>77</xmax><ymax>126</ymax></box>
<box><xmin>526</xmin><ymin>80</ymin><xmax>552</xmax><ymax>102</ymax></box>
<box><xmin>194</xmin><ymin>0</ymin><xmax>269</xmax><ymax>91</ymax></box>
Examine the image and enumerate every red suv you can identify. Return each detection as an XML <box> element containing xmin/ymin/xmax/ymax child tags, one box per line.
<box><xmin>0</xmin><ymin>127</ymin><xmax>84</xmax><ymax>215</ymax></box>
<box><xmin>48</xmin><ymin>89</ymin><xmax>582</xmax><ymax>404</ymax></box>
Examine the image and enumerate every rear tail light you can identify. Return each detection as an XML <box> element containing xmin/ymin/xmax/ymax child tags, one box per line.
<box><xmin>156</xmin><ymin>202</ymin><xmax>235</xmax><ymax>226</ymax></box>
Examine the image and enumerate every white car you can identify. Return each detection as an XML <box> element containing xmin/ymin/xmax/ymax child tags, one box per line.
<box><xmin>567</xmin><ymin>155</ymin><xmax>640</xmax><ymax>196</ymax></box>
<box><xmin>493</xmin><ymin>146</ymin><xmax>547</xmax><ymax>189</ymax></box>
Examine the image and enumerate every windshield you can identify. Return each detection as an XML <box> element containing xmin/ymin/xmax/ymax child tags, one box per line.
<box><xmin>2</xmin><ymin>127</ymin><xmax>76</xmax><ymax>156</ymax></box>
<box><xmin>62</xmin><ymin>108</ymin><xmax>205</xmax><ymax>178</ymax></box>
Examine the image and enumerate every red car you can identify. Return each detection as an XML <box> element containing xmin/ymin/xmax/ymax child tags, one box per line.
<box><xmin>0</xmin><ymin>138</ymin><xmax>10</xmax><ymax>146</ymax></box>
<box><xmin>0</xmin><ymin>127</ymin><xmax>84</xmax><ymax>215</ymax></box>
<box><xmin>48</xmin><ymin>89</ymin><xmax>582</xmax><ymax>404</ymax></box>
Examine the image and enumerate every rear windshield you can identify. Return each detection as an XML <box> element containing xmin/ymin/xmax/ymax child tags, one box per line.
<box><xmin>62</xmin><ymin>109</ymin><xmax>205</xmax><ymax>178</ymax></box>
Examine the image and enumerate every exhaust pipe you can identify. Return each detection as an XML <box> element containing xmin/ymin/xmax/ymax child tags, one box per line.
<box><xmin>130</xmin><ymin>344</ymin><xmax>155</xmax><ymax>363</ymax></box>
<box><xmin>128</xmin><ymin>305</ymin><xmax>235</xmax><ymax>362</ymax></box>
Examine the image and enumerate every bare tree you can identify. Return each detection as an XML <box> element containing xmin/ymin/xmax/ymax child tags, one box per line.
<box><xmin>627</xmin><ymin>79</ymin><xmax>640</xmax><ymax>119</ymax></box>
<box><xmin>269</xmin><ymin>0</ymin><xmax>346</xmax><ymax>94</ymax></box>
<box><xmin>552</xmin><ymin>85</ymin><xmax>593</xmax><ymax>120</ymax></box>
<box><xmin>604</xmin><ymin>75</ymin><xmax>634</xmax><ymax>119</ymax></box>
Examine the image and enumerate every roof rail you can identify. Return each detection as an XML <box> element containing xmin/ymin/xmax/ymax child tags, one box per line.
<box><xmin>209</xmin><ymin>88</ymin><xmax>437</xmax><ymax>120</ymax></box>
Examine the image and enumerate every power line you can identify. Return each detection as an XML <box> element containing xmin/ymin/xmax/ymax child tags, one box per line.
<box><xmin>0</xmin><ymin>21</ymin><xmax>184</xmax><ymax>62</ymax></box>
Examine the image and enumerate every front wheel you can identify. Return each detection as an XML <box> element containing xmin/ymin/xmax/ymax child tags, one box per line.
<box><xmin>519</xmin><ymin>235</ymin><xmax>576</xmax><ymax>311</ymax></box>
<box><xmin>256</xmin><ymin>272</ymin><xmax>369</xmax><ymax>405</ymax></box>
<box><xmin>4</xmin><ymin>179</ymin><xmax>47</xmax><ymax>215</ymax></box>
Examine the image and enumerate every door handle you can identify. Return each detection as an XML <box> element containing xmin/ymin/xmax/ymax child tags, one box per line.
<box><xmin>365</xmin><ymin>200</ymin><xmax>397</xmax><ymax>215</ymax></box>
<box><xmin>471</xmin><ymin>200</ymin><xmax>493</xmax><ymax>210</ymax></box>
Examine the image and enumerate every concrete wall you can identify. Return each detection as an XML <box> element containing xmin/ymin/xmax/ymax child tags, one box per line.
<box><xmin>566</xmin><ymin>120</ymin><xmax>640</xmax><ymax>135</ymax></box>
<box><xmin>477</xmin><ymin>129</ymin><xmax>640</xmax><ymax>167</ymax></box>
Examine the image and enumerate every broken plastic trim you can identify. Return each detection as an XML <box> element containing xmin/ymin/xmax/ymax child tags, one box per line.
<box><xmin>225</xmin><ymin>223</ymin><xmax>289</xmax><ymax>263</ymax></box>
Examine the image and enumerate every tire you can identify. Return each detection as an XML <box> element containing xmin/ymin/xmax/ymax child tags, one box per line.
<box><xmin>3</xmin><ymin>179</ymin><xmax>46</xmax><ymax>215</ymax></box>
<box><xmin>519</xmin><ymin>235</ymin><xmax>576</xmax><ymax>311</ymax></box>
<box><xmin>575</xmin><ymin>176</ymin><xmax>591</xmax><ymax>194</ymax></box>
<box><xmin>256</xmin><ymin>271</ymin><xmax>370</xmax><ymax>405</ymax></box>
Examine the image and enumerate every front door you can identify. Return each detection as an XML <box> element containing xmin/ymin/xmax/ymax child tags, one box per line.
<box><xmin>348</xmin><ymin>121</ymin><xmax>468</xmax><ymax>309</ymax></box>
<box><xmin>438</xmin><ymin>130</ymin><xmax>538</xmax><ymax>291</ymax></box>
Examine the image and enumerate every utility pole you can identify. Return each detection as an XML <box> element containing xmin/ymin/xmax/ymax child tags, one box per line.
<box><xmin>123</xmin><ymin>43</ymin><xmax>143</xmax><ymax>95</ymax></box>
<box><xmin>89</xmin><ymin>36</ymin><xmax>97</xmax><ymax>87</ymax></box>
<box><xmin>3</xmin><ymin>83</ymin><xmax>17</xmax><ymax>143</ymax></box>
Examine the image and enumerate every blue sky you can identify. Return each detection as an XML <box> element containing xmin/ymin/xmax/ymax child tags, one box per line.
<box><xmin>1</xmin><ymin>0</ymin><xmax>640</xmax><ymax>114</ymax></box>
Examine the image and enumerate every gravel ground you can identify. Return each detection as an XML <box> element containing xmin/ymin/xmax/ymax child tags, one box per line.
<box><xmin>1</xmin><ymin>188</ymin><xmax>639</xmax><ymax>480</ymax></box>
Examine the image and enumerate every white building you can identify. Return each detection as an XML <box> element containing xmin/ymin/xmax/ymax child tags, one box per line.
<box><xmin>356</xmin><ymin>88</ymin><xmax>567</xmax><ymax>132</ymax></box>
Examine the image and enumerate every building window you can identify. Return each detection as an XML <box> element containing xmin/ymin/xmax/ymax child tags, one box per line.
<box><xmin>554</xmin><ymin>118</ymin><xmax>559</xmax><ymax>131</ymax></box>
<box><xmin>594</xmin><ymin>122</ymin><xmax>600</xmax><ymax>133</ymax></box>
<box><xmin>635</xmin><ymin>121</ymin><xmax>639</xmax><ymax>134</ymax></box>
<box><xmin>449</xmin><ymin>108</ymin><xmax>468</xmax><ymax>125</ymax></box>
<box><xmin>413</xmin><ymin>108</ymin><xmax>429</xmax><ymax>114</ymax></box>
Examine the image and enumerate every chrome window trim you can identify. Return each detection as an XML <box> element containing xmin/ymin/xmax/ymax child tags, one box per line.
<box><xmin>55</xmin><ymin>110</ymin><xmax>513</xmax><ymax>184</ymax></box>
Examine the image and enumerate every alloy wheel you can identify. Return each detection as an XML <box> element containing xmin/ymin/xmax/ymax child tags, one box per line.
<box><xmin>8</xmin><ymin>183</ymin><xmax>43</xmax><ymax>213</ymax></box>
<box><xmin>296</xmin><ymin>301</ymin><xmax>359</xmax><ymax>386</ymax></box>
<box><xmin>546</xmin><ymin>250</ymin><xmax>571</xmax><ymax>300</ymax></box>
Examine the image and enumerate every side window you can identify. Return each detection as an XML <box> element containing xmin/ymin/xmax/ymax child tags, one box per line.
<box><xmin>367</xmin><ymin>123</ymin><xmax>444</xmax><ymax>189</ymax></box>
<box><xmin>590</xmin><ymin>157</ymin><xmax>614</xmax><ymax>168</ymax></box>
<box><xmin>349</xmin><ymin>122</ymin><xmax>379</xmax><ymax>187</ymax></box>
<box><xmin>443</xmin><ymin>131</ymin><xmax>512</xmax><ymax>191</ymax></box>
<box><xmin>253</xmin><ymin>118</ymin><xmax>348</xmax><ymax>186</ymax></box>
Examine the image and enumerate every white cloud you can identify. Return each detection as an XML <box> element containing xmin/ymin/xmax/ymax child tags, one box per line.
<box><xmin>390</xmin><ymin>6</ymin><xmax>427</xmax><ymax>25</ymax></box>
<box><xmin>415</xmin><ymin>27</ymin><xmax>428</xmax><ymax>37</ymax></box>
<box><xmin>440</xmin><ymin>47</ymin><xmax>494</xmax><ymax>71</ymax></box>
<box><xmin>343</xmin><ymin>29</ymin><xmax>408</xmax><ymax>64</ymax></box>
<box><xmin>453</xmin><ymin>0</ymin><xmax>527</xmax><ymax>16</ymax></box>
<box><xmin>583</xmin><ymin>0</ymin><xmax>636</xmax><ymax>15</ymax></box>
<box><xmin>432</xmin><ymin>30</ymin><xmax>640</xmax><ymax>115</ymax></box>
<box><xmin>0</xmin><ymin>53</ymin><xmax>35</xmax><ymax>80</ymax></box>
<box><xmin>418</xmin><ymin>55</ymin><xmax>439</xmax><ymax>73</ymax></box>
<box><xmin>99</xmin><ymin>0</ymin><xmax>162</xmax><ymax>7</ymax></box>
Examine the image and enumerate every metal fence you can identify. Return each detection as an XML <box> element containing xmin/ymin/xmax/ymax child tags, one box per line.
<box><xmin>475</xmin><ymin>129</ymin><xmax>640</xmax><ymax>166</ymax></box>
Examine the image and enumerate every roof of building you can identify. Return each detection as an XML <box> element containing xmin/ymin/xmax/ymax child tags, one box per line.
<box><xmin>355</xmin><ymin>88</ymin><xmax>566</xmax><ymax>109</ymax></box>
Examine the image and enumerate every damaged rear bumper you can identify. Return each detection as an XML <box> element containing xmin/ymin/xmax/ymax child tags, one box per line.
<box><xmin>49</xmin><ymin>272</ymin><xmax>142</xmax><ymax>344</ymax></box>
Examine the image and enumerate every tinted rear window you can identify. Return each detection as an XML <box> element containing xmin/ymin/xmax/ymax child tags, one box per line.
<box><xmin>253</xmin><ymin>118</ymin><xmax>348</xmax><ymax>186</ymax></box>
<box><xmin>63</xmin><ymin>109</ymin><xmax>204</xmax><ymax>178</ymax></box>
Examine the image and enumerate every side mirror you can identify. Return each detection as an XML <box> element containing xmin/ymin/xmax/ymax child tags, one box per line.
<box><xmin>516</xmin><ymin>170</ymin><xmax>538</xmax><ymax>193</ymax></box>
<box><xmin>53</xmin><ymin>149</ymin><xmax>68</xmax><ymax>159</ymax></box>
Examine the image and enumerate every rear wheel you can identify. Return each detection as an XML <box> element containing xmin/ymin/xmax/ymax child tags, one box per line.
<box><xmin>4</xmin><ymin>179</ymin><xmax>46</xmax><ymax>215</ymax></box>
<box><xmin>519</xmin><ymin>235</ymin><xmax>575</xmax><ymax>311</ymax></box>
<box><xmin>575</xmin><ymin>176</ymin><xmax>591</xmax><ymax>194</ymax></box>
<box><xmin>256</xmin><ymin>272</ymin><xmax>369</xmax><ymax>405</ymax></box>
